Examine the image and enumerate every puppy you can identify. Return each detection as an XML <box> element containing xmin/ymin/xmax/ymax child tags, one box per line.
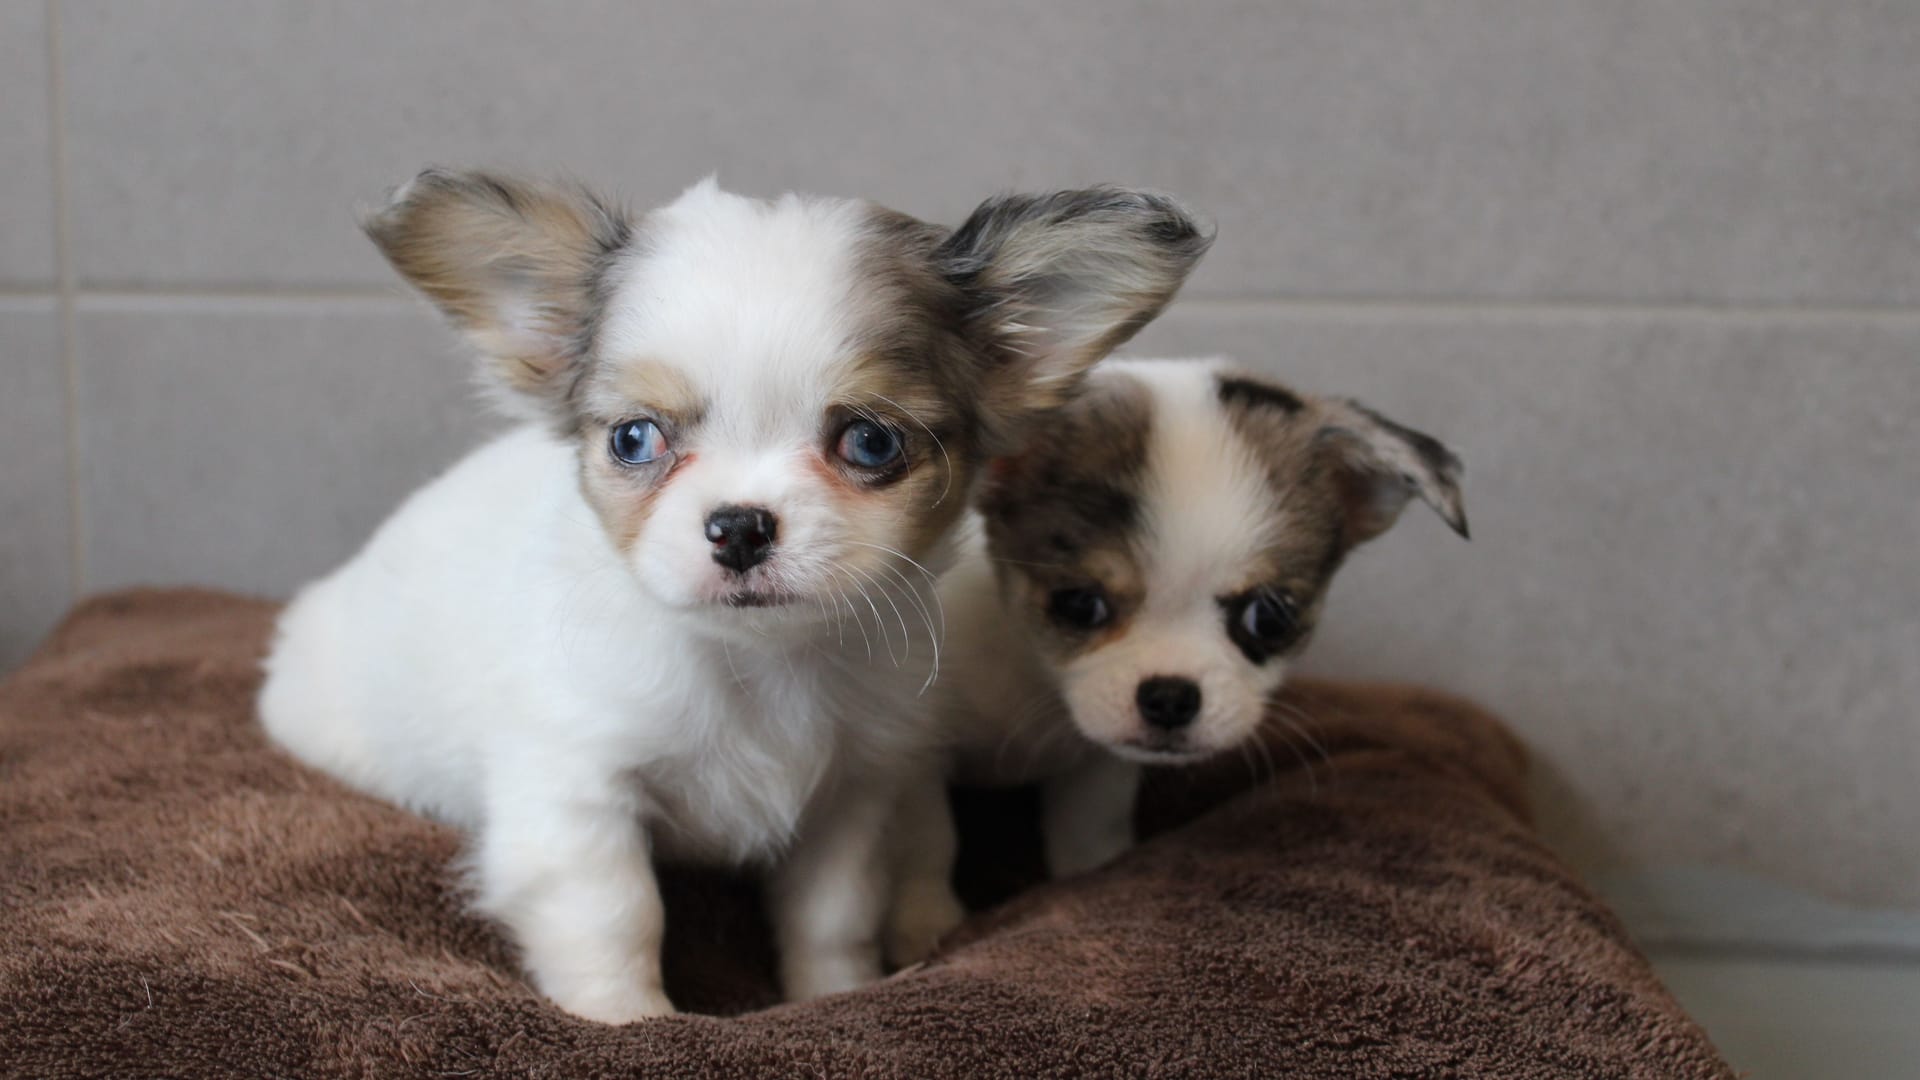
<box><xmin>258</xmin><ymin>171</ymin><xmax>1207</xmax><ymax>1021</ymax></box>
<box><xmin>886</xmin><ymin>358</ymin><xmax>1468</xmax><ymax>964</ymax></box>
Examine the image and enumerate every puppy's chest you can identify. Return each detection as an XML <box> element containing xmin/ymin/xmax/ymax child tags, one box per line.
<box><xmin>632</xmin><ymin>655</ymin><xmax>910</xmax><ymax>865</ymax></box>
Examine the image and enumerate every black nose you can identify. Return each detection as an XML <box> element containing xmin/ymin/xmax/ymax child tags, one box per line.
<box><xmin>705</xmin><ymin>505</ymin><xmax>778</xmax><ymax>574</ymax></box>
<box><xmin>1136</xmin><ymin>675</ymin><xmax>1201</xmax><ymax>730</ymax></box>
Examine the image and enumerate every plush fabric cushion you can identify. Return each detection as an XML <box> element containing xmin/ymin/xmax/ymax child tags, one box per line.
<box><xmin>0</xmin><ymin>589</ymin><xmax>1731</xmax><ymax>1078</ymax></box>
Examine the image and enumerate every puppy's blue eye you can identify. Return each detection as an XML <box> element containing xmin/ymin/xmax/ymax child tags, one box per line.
<box><xmin>1239</xmin><ymin>591</ymin><xmax>1299</xmax><ymax>646</ymax></box>
<box><xmin>1048</xmin><ymin>586</ymin><xmax>1111</xmax><ymax>630</ymax></box>
<box><xmin>609</xmin><ymin>420</ymin><xmax>667</xmax><ymax>465</ymax></box>
<box><xmin>837</xmin><ymin>419</ymin><xmax>903</xmax><ymax>470</ymax></box>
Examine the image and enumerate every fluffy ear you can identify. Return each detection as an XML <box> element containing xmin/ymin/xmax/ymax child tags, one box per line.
<box><xmin>937</xmin><ymin>188</ymin><xmax>1210</xmax><ymax>445</ymax></box>
<box><xmin>1316</xmin><ymin>399</ymin><xmax>1470</xmax><ymax>544</ymax></box>
<box><xmin>363</xmin><ymin>168</ymin><xmax>632</xmax><ymax>418</ymax></box>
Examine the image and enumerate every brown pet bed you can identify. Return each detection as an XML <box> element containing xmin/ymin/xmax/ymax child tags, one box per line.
<box><xmin>0</xmin><ymin>590</ymin><xmax>1731</xmax><ymax>1078</ymax></box>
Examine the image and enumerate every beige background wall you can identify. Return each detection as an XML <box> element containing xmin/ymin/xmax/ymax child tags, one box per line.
<box><xmin>2</xmin><ymin>2</ymin><xmax>1916</xmax><ymax>946</ymax></box>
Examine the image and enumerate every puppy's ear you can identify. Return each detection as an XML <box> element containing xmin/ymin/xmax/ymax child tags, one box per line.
<box><xmin>1315</xmin><ymin>399</ymin><xmax>1470</xmax><ymax>544</ymax></box>
<box><xmin>364</xmin><ymin>168</ymin><xmax>632</xmax><ymax>419</ymax></box>
<box><xmin>938</xmin><ymin>188</ymin><xmax>1210</xmax><ymax>447</ymax></box>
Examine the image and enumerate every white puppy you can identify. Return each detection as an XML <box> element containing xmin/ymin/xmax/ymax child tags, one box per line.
<box><xmin>886</xmin><ymin>358</ymin><xmax>1469</xmax><ymax>965</ymax></box>
<box><xmin>258</xmin><ymin>171</ymin><xmax>1207</xmax><ymax>1021</ymax></box>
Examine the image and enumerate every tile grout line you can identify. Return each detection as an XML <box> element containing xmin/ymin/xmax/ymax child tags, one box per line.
<box><xmin>23</xmin><ymin>287</ymin><xmax>1920</xmax><ymax>323</ymax></box>
<box><xmin>1171</xmin><ymin>295</ymin><xmax>1920</xmax><ymax>323</ymax></box>
<box><xmin>68</xmin><ymin>287</ymin><xmax>414</xmax><ymax>305</ymax></box>
<box><xmin>46</xmin><ymin>0</ymin><xmax>83</xmax><ymax>600</ymax></box>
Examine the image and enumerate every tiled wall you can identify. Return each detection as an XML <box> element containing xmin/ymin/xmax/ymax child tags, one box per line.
<box><xmin>2</xmin><ymin>3</ymin><xmax>1916</xmax><ymax>942</ymax></box>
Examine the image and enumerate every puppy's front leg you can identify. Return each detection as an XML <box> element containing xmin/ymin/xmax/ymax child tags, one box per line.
<box><xmin>472</xmin><ymin>757</ymin><xmax>673</xmax><ymax>1023</ymax></box>
<box><xmin>883</xmin><ymin>765</ymin><xmax>967</xmax><ymax>968</ymax></box>
<box><xmin>1041</xmin><ymin>755</ymin><xmax>1142</xmax><ymax>878</ymax></box>
<box><xmin>769</xmin><ymin>779</ymin><xmax>897</xmax><ymax>1001</ymax></box>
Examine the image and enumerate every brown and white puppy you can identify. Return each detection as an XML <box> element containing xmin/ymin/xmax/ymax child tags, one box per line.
<box><xmin>259</xmin><ymin>172</ymin><xmax>1207</xmax><ymax>1021</ymax></box>
<box><xmin>886</xmin><ymin>358</ymin><xmax>1468</xmax><ymax>964</ymax></box>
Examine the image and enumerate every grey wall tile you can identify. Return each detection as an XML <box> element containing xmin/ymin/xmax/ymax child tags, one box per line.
<box><xmin>72</xmin><ymin>298</ymin><xmax>502</xmax><ymax>596</ymax></box>
<box><xmin>0</xmin><ymin>0</ymin><xmax>54</xmax><ymax>286</ymax></box>
<box><xmin>1128</xmin><ymin>306</ymin><xmax>1920</xmax><ymax>909</ymax></box>
<box><xmin>64</xmin><ymin>288</ymin><xmax>1920</xmax><ymax>912</ymax></box>
<box><xmin>61</xmin><ymin>1</ymin><xmax>1920</xmax><ymax>304</ymax></box>
<box><xmin>0</xmin><ymin>299</ymin><xmax>72</xmax><ymax>672</ymax></box>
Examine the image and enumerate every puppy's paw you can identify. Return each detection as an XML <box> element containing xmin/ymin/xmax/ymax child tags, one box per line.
<box><xmin>781</xmin><ymin>945</ymin><xmax>884</xmax><ymax>1002</ymax></box>
<box><xmin>537</xmin><ymin>970</ymin><xmax>676</xmax><ymax>1024</ymax></box>
<box><xmin>885</xmin><ymin>882</ymin><xmax>967</xmax><ymax>968</ymax></box>
<box><xmin>1044</xmin><ymin>819</ymin><xmax>1134</xmax><ymax>878</ymax></box>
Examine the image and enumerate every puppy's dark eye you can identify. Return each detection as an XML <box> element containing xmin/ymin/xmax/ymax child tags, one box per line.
<box><xmin>1238</xmin><ymin>591</ymin><xmax>1300</xmax><ymax>647</ymax></box>
<box><xmin>610</xmin><ymin>420</ymin><xmax>668</xmax><ymax>465</ymax></box>
<box><xmin>1048</xmin><ymin>586</ymin><xmax>1112</xmax><ymax>630</ymax></box>
<box><xmin>837</xmin><ymin>419</ymin><xmax>904</xmax><ymax>470</ymax></box>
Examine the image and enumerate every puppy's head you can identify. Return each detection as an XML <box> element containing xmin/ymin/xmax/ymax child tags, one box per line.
<box><xmin>365</xmin><ymin>171</ymin><xmax>1206</xmax><ymax>631</ymax></box>
<box><xmin>980</xmin><ymin>360</ymin><xmax>1469</xmax><ymax>763</ymax></box>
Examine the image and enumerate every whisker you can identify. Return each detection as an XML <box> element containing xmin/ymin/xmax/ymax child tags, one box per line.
<box><xmin>720</xmin><ymin>637</ymin><xmax>753</xmax><ymax>701</ymax></box>
<box><xmin>839</xmin><ymin>540</ymin><xmax>948</xmax><ymax>691</ymax></box>
<box><xmin>1249</xmin><ymin>727</ymin><xmax>1284</xmax><ymax>791</ymax></box>
<box><xmin>874</xmin><ymin>560</ymin><xmax>943</xmax><ymax>692</ymax></box>
<box><xmin>991</xmin><ymin>690</ymin><xmax>1068</xmax><ymax>774</ymax></box>
<box><xmin>838</xmin><ymin>539</ymin><xmax>939</xmax><ymax>583</ymax></box>
<box><xmin>1286</xmin><ymin>726</ymin><xmax>1320</xmax><ymax>797</ymax></box>
<box><xmin>846</xmin><ymin>562</ymin><xmax>909</xmax><ymax>667</ymax></box>
<box><xmin>1236</xmin><ymin>739</ymin><xmax>1256</xmax><ymax>782</ymax></box>
<box><xmin>1259</xmin><ymin>698</ymin><xmax>1334</xmax><ymax>794</ymax></box>
<box><xmin>1270</xmin><ymin>699</ymin><xmax>1334</xmax><ymax>769</ymax></box>
<box><xmin>833</xmin><ymin>564</ymin><xmax>887</xmax><ymax>664</ymax></box>
<box><xmin>1256</xmin><ymin>718</ymin><xmax>1313</xmax><ymax>793</ymax></box>
<box><xmin>1018</xmin><ymin>713</ymin><xmax>1080</xmax><ymax>775</ymax></box>
<box><xmin>826</xmin><ymin>570</ymin><xmax>872</xmax><ymax>662</ymax></box>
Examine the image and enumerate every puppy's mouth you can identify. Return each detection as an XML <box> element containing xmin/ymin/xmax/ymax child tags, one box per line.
<box><xmin>1108</xmin><ymin>734</ymin><xmax>1217</xmax><ymax>766</ymax></box>
<box><xmin>720</xmin><ymin>590</ymin><xmax>797</xmax><ymax>609</ymax></box>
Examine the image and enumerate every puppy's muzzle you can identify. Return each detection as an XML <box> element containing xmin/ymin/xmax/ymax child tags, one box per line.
<box><xmin>705</xmin><ymin>505</ymin><xmax>778</xmax><ymax>574</ymax></box>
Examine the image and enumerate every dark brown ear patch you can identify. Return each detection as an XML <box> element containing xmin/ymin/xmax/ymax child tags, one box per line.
<box><xmin>1217</xmin><ymin>375</ymin><xmax>1304</xmax><ymax>415</ymax></box>
<box><xmin>979</xmin><ymin>373</ymin><xmax>1155</xmax><ymax>571</ymax></box>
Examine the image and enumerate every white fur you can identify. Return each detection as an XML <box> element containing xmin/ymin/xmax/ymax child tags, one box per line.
<box><xmin>263</xmin><ymin>185</ymin><xmax>944</xmax><ymax>1022</ymax></box>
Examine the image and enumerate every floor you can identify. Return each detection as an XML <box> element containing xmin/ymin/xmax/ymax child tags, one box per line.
<box><xmin>1647</xmin><ymin>949</ymin><xmax>1920</xmax><ymax>1079</ymax></box>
